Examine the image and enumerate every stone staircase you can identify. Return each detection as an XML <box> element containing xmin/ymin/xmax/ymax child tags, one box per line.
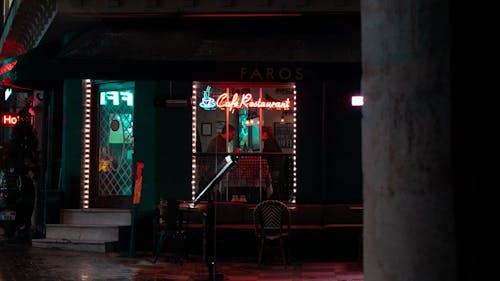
<box><xmin>31</xmin><ymin>208</ymin><xmax>131</xmax><ymax>253</ymax></box>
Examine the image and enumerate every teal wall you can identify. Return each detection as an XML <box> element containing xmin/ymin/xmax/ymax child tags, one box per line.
<box><xmin>132</xmin><ymin>81</ymin><xmax>156</xmax><ymax>216</ymax></box>
<box><xmin>132</xmin><ymin>80</ymin><xmax>191</xmax><ymax>250</ymax></box>
<box><xmin>59</xmin><ymin>79</ymin><xmax>191</xmax><ymax>214</ymax></box>
<box><xmin>133</xmin><ymin>81</ymin><xmax>191</xmax><ymax>217</ymax></box>
<box><xmin>60</xmin><ymin>79</ymin><xmax>83</xmax><ymax>208</ymax></box>
<box><xmin>153</xmin><ymin>81</ymin><xmax>192</xmax><ymax>202</ymax></box>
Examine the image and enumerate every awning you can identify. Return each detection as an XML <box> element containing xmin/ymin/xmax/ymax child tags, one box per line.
<box><xmin>56</xmin><ymin>17</ymin><xmax>360</xmax><ymax>64</ymax></box>
<box><xmin>6</xmin><ymin>16</ymin><xmax>361</xmax><ymax>82</ymax></box>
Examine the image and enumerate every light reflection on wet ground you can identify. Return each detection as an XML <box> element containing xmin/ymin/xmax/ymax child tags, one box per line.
<box><xmin>0</xmin><ymin>243</ymin><xmax>363</xmax><ymax>281</ymax></box>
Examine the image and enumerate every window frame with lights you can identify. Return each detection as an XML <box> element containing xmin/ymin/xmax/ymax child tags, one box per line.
<box><xmin>191</xmin><ymin>82</ymin><xmax>297</xmax><ymax>204</ymax></box>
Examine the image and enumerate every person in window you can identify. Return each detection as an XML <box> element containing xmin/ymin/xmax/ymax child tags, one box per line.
<box><xmin>202</xmin><ymin>124</ymin><xmax>237</xmax><ymax>201</ymax></box>
<box><xmin>261</xmin><ymin>126</ymin><xmax>285</xmax><ymax>200</ymax></box>
<box><xmin>207</xmin><ymin>124</ymin><xmax>236</xmax><ymax>154</ymax></box>
<box><xmin>262</xmin><ymin>126</ymin><xmax>282</xmax><ymax>154</ymax></box>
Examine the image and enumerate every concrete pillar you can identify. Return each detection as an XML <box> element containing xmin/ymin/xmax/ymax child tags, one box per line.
<box><xmin>361</xmin><ymin>1</ymin><xmax>455</xmax><ymax>281</ymax></box>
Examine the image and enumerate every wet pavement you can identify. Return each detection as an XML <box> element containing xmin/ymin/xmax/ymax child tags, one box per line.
<box><xmin>1</xmin><ymin>244</ymin><xmax>139</xmax><ymax>281</ymax></box>
<box><xmin>0</xmin><ymin>239</ymin><xmax>363</xmax><ymax>281</ymax></box>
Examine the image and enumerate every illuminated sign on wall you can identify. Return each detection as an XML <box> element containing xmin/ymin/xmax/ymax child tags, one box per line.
<box><xmin>199</xmin><ymin>85</ymin><xmax>216</xmax><ymax>110</ymax></box>
<box><xmin>240</xmin><ymin>66</ymin><xmax>303</xmax><ymax>81</ymax></box>
<box><xmin>199</xmin><ymin>85</ymin><xmax>291</xmax><ymax>112</ymax></box>
<box><xmin>1</xmin><ymin>113</ymin><xmax>33</xmax><ymax>127</ymax></box>
<box><xmin>351</xmin><ymin>95</ymin><xmax>364</xmax><ymax>106</ymax></box>
<box><xmin>4</xmin><ymin>88</ymin><xmax>12</xmax><ymax>101</ymax></box>
<box><xmin>100</xmin><ymin>91</ymin><xmax>133</xmax><ymax>106</ymax></box>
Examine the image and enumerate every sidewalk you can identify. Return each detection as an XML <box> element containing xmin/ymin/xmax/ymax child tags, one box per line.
<box><xmin>0</xmin><ymin>242</ymin><xmax>364</xmax><ymax>281</ymax></box>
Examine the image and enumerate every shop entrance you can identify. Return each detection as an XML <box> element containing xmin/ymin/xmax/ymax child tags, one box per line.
<box><xmin>91</xmin><ymin>81</ymin><xmax>135</xmax><ymax>208</ymax></box>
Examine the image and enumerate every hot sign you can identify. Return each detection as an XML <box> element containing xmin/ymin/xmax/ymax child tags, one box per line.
<box><xmin>1</xmin><ymin>113</ymin><xmax>33</xmax><ymax>127</ymax></box>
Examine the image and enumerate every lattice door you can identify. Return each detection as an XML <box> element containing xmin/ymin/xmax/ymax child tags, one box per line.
<box><xmin>98</xmin><ymin>95</ymin><xmax>134</xmax><ymax>196</ymax></box>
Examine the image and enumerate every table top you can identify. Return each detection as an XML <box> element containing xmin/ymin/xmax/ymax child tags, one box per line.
<box><xmin>179</xmin><ymin>201</ymin><xmax>206</xmax><ymax>212</ymax></box>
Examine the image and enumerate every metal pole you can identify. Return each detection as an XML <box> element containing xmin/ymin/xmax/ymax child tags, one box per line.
<box><xmin>128</xmin><ymin>205</ymin><xmax>136</xmax><ymax>258</ymax></box>
<box><xmin>41</xmin><ymin>89</ymin><xmax>54</xmax><ymax>237</ymax></box>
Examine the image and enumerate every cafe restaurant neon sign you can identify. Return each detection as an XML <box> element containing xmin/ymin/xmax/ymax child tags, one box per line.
<box><xmin>199</xmin><ymin>85</ymin><xmax>291</xmax><ymax>112</ymax></box>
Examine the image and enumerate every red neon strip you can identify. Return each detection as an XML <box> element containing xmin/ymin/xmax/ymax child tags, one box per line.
<box><xmin>0</xmin><ymin>61</ymin><xmax>17</xmax><ymax>76</ymax></box>
<box><xmin>183</xmin><ymin>13</ymin><xmax>302</xmax><ymax>18</ymax></box>
<box><xmin>1</xmin><ymin>78</ymin><xmax>34</xmax><ymax>91</ymax></box>
<box><xmin>68</xmin><ymin>13</ymin><xmax>302</xmax><ymax>18</ymax></box>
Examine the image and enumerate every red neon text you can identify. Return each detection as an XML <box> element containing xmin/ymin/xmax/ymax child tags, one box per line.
<box><xmin>2</xmin><ymin>113</ymin><xmax>19</xmax><ymax>126</ymax></box>
<box><xmin>1</xmin><ymin>113</ymin><xmax>33</xmax><ymax>127</ymax></box>
<box><xmin>216</xmin><ymin>93</ymin><xmax>291</xmax><ymax>113</ymax></box>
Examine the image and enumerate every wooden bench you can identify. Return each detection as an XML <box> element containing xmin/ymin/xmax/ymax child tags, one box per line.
<box><xmin>179</xmin><ymin>202</ymin><xmax>363</xmax><ymax>231</ymax></box>
<box><xmin>156</xmin><ymin>202</ymin><xmax>363</xmax><ymax>259</ymax></box>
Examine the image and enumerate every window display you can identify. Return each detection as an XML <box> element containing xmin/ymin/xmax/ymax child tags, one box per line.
<box><xmin>191</xmin><ymin>82</ymin><xmax>297</xmax><ymax>203</ymax></box>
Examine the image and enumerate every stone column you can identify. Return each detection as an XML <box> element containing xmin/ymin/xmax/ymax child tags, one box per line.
<box><xmin>361</xmin><ymin>1</ymin><xmax>455</xmax><ymax>281</ymax></box>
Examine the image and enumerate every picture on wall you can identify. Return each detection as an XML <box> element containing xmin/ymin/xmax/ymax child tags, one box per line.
<box><xmin>274</xmin><ymin>122</ymin><xmax>293</xmax><ymax>149</ymax></box>
<box><xmin>202</xmin><ymin>122</ymin><xmax>212</xmax><ymax>136</ymax></box>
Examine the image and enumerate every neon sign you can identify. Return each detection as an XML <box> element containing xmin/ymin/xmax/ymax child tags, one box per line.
<box><xmin>100</xmin><ymin>91</ymin><xmax>133</xmax><ymax>106</ymax></box>
<box><xmin>4</xmin><ymin>88</ymin><xmax>12</xmax><ymax>101</ymax></box>
<box><xmin>0</xmin><ymin>60</ymin><xmax>17</xmax><ymax>76</ymax></box>
<box><xmin>199</xmin><ymin>85</ymin><xmax>291</xmax><ymax>112</ymax></box>
<box><xmin>199</xmin><ymin>85</ymin><xmax>216</xmax><ymax>110</ymax></box>
<box><xmin>1</xmin><ymin>113</ymin><xmax>33</xmax><ymax>127</ymax></box>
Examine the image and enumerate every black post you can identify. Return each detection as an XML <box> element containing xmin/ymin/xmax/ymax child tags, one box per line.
<box><xmin>205</xmin><ymin>192</ymin><xmax>216</xmax><ymax>281</ymax></box>
<box><xmin>193</xmin><ymin>155</ymin><xmax>237</xmax><ymax>281</ymax></box>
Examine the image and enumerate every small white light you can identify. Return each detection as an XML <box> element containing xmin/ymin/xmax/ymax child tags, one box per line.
<box><xmin>351</xmin><ymin>96</ymin><xmax>364</xmax><ymax>106</ymax></box>
<box><xmin>3</xmin><ymin>88</ymin><xmax>15</xmax><ymax>101</ymax></box>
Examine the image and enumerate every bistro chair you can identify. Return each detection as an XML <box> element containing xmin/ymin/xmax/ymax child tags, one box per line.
<box><xmin>152</xmin><ymin>199</ymin><xmax>186</xmax><ymax>263</ymax></box>
<box><xmin>253</xmin><ymin>199</ymin><xmax>291</xmax><ymax>266</ymax></box>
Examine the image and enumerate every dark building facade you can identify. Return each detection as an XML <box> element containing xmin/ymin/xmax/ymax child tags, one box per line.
<box><xmin>0</xmin><ymin>1</ymin><xmax>362</xmax><ymax>248</ymax></box>
<box><xmin>2</xmin><ymin>2</ymin><xmax>469</xmax><ymax>281</ymax></box>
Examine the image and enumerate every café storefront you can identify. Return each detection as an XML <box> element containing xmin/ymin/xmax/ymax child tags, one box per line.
<box><xmin>192</xmin><ymin>82</ymin><xmax>297</xmax><ymax>204</ymax></box>
<box><xmin>4</xmin><ymin>15</ymin><xmax>362</xmax><ymax>225</ymax></box>
<box><xmin>86</xmin><ymin>79</ymin><xmax>298</xmax><ymax>209</ymax></box>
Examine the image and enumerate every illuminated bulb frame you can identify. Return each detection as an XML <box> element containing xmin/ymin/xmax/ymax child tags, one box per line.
<box><xmin>81</xmin><ymin>79</ymin><xmax>92</xmax><ymax>209</ymax></box>
<box><xmin>291</xmin><ymin>85</ymin><xmax>297</xmax><ymax>203</ymax></box>
<box><xmin>191</xmin><ymin>83</ymin><xmax>198</xmax><ymax>200</ymax></box>
<box><xmin>191</xmin><ymin>82</ymin><xmax>297</xmax><ymax>203</ymax></box>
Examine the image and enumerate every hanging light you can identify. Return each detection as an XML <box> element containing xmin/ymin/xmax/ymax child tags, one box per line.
<box><xmin>245</xmin><ymin>110</ymin><xmax>259</xmax><ymax>126</ymax></box>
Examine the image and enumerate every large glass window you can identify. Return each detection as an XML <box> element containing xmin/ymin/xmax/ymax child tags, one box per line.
<box><xmin>192</xmin><ymin>82</ymin><xmax>296</xmax><ymax>203</ymax></box>
<box><xmin>97</xmin><ymin>81</ymin><xmax>134</xmax><ymax>196</ymax></box>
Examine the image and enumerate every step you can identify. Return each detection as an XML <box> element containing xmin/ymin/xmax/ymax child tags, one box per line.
<box><xmin>45</xmin><ymin>224</ymin><xmax>119</xmax><ymax>241</ymax></box>
<box><xmin>61</xmin><ymin>209</ymin><xmax>131</xmax><ymax>226</ymax></box>
<box><xmin>31</xmin><ymin>238</ymin><xmax>117</xmax><ymax>253</ymax></box>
